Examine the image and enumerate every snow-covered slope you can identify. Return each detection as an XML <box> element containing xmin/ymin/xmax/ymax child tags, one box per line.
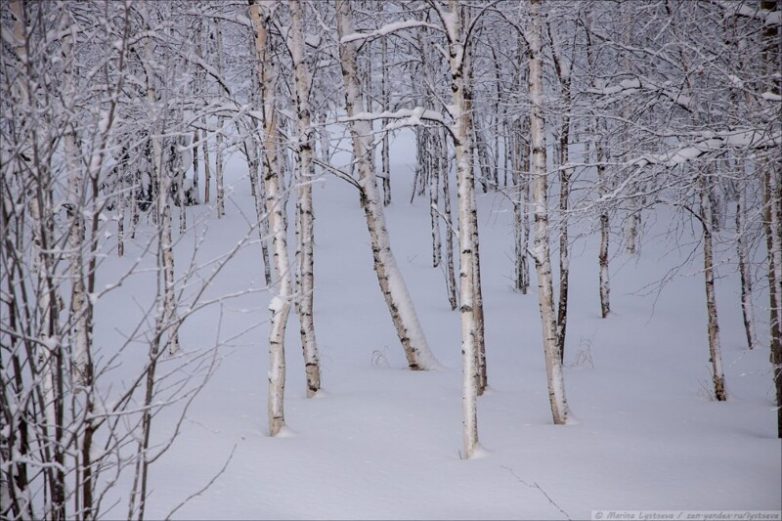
<box><xmin>101</xmin><ymin>134</ymin><xmax>780</xmax><ymax>520</ymax></box>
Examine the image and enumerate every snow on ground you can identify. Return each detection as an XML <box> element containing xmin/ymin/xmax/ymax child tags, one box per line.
<box><xmin>96</xmin><ymin>133</ymin><xmax>780</xmax><ymax>519</ymax></box>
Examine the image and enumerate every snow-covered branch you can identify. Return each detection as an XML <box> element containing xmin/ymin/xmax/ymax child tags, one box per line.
<box><xmin>340</xmin><ymin>106</ymin><xmax>448</xmax><ymax>127</ymax></box>
<box><xmin>586</xmin><ymin>77</ymin><xmax>693</xmax><ymax>112</ymax></box>
<box><xmin>632</xmin><ymin>129</ymin><xmax>781</xmax><ymax>168</ymax></box>
<box><xmin>339</xmin><ymin>20</ymin><xmax>442</xmax><ymax>44</ymax></box>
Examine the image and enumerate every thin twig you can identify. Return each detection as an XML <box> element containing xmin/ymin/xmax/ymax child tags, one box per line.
<box><xmin>501</xmin><ymin>465</ymin><xmax>571</xmax><ymax>521</ymax></box>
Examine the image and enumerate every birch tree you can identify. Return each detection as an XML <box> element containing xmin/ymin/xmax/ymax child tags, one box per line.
<box><xmin>289</xmin><ymin>0</ymin><xmax>322</xmax><ymax>397</ymax></box>
<box><xmin>249</xmin><ymin>0</ymin><xmax>292</xmax><ymax>436</ymax></box>
<box><xmin>335</xmin><ymin>0</ymin><xmax>439</xmax><ymax>371</ymax></box>
<box><xmin>529</xmin><ymin>0</ymin><xmax>568</xmax><ymax>425</ymax></box>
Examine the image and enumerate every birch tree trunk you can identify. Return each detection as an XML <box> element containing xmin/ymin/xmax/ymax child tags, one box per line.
<box><xmin>463</xmin><ymin>59</ymin><xmax>487</xmax><ymax>396</ymax></box>
<box><xmin>760</xmin><ymin>0</ymin><xmax>781</xmax><ymax>437</ymax></box>
<box><xmin>215</xmin><ymin>17</ymin><xmax>226</xmax><ymax>219</ymax></box>
<box><xmin>156</xmin><ymin>143</ymin><xmax>180</xmax><ymax>355</ymax></box>
<box><xmin>736</xmin><ymin>179</ymin><xmax>755</xmax><ymax>349</ymax></box>
<box><xmin>381</xmin><ymin>6</ymin><xmax>391</xmax><ymax>207</ymax></box>
<box><xmin>64</xmin><ymin>54</ymin><xmax>90</xmax><ymax>385</ymax></box>
<box><xmin>763</xmin><ymin>161</ymin><xmax>782</xmax><ymax>435</ymax></box>
<box><xmin>439</xmin><ymin>0</ymin><xmax>480</xmax><ymax>457</ymax></box>
<box><xmin>17</xmin><ymin>11</ymin><xmax>66</xmax><ymax>510</ymax></box>
<box><xmin>246</xmin><ymin>82</ymin><xmax>274</xmax><ymax>287</ymax></box>
<box><xmin>700</xmin><ymin>173</ymin><xmax>727</xmax><ymax>401</ymax></box>
<box><xmin>441</xmin><ymin>126</ymin><xmax>458</xmax><ymax>311</ymax></box>
<box><xmin>335</xmin><ymin>0</ymin><xmax>438</xmax><ymax>371</ymax></box>
<box><xmin>514</xmin><ymin>117</ymin><xmax>532</xmax><ymax>295</ymax></box>
<box><xmin>555</xmin><ymin>80</ymin><xmax>572</xmax><ymax>363</ymax></box>
<box><xmin>597</xmin><ymin>137</ymin><xmax>610</xmax><ymax>319</ymax></box>
<box><xmin>429</xmin><ymin>131</ymin><xmax>442</xmax><ymax>268</ymax></box>
<box><xmin>512</xmin><ymin>128</ymin><xmax>525</xmax><ymax>293</ymax></box>
<box><xmin>289</xmin><ymin>0</ymin><xmax>321</xmax><ymax>397</ymax></box>
<box><xmin>250</xmin><ymin>0</ymin><xmax>291</xmax><ymax>436</ymax></box>
<box><xmin>585</xmin><ymin>14</ymin><xmax>609</xmax><ymax>318</ymax></box>
<box><xmin>202</xmin><ymin>123</ymin><xmax>211</xmax><ymax>203</ymax></box>
<box><xmin>529</xmin><ymin>0</ymin><xmax>568</xmax><ymax>425</ymax></box>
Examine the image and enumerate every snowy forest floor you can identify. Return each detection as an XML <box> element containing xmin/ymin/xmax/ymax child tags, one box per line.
<box><xmin>97</xmin><ymin>134</ymin><xmax>781</xmax><ymax>520</ymax></box>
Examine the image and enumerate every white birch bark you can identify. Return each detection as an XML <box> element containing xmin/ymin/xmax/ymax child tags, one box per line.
<box><xmin>529</xmin><ymin>0</ymin><xmax>568</xmax><ymax>425</ymax></box>
<box><xmin>156</xmin><ymin>143</ymin><xmax>180</xmax><ymax>355</ymax></box>
<box><xmin>289</xmin><ymin>0</ymin><xmax>321</xmax><ymax>397</ymax></box>
<box><xmin>335</xmin><ymin>0</ymin><xmax>438</xmax><ymax>371</ymax></box>
<box><xmin>596</xmin><ymin>135</ymin><xmax>610</xmax><ymax>319</ymax></box>
<box><xmin>621</xmin><ymin>5</ymin><xmax>641</xmax><ymax>256</ymax></box>
<box><xmin>441</xmin><ymin>0</ymin><xmax>480</xmax><ymax>457</ymax></box>
<box><xmin>143</xmin><ymin>36</ymin><xmax>180</xmax><ymax>357</ymax></box>
<box><xmin>215</xmin><ymin>18</ymin><xmax>226</xmax><ymax>219</ymax></box>
<box><xmin>249</xmin><ymin>0</ymin><xmax>291</xmax><ymax>435</ymax></box>
<box><xmin>700</xmin><ymin>173</ymin><xmax>726</xmax><ymax>401</ymax></box>
<box><xmin>62</xmin><ymin>25</ymin><xmax>90</xmax><ymax>386</ymax></box>
<box><xmin>381</xmin><ymin>22</ymin><xmax>391</xmax><ymax>207</ymax></box>
<box><xmin>464</xmin><ymin>75</ymin><xmax>487</xmax><ymax>397</ymax></box>
<box><xmin>441</xmin><ymin>126</ymin><xmax>458</xmax><ymax>311</ymax></box>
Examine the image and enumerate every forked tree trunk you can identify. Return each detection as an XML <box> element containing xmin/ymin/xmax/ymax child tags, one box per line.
<box><xmin>289</xmin><ymin>0</ymin><xmax>321</xmax><ymax>397</ymax></box>
<box><xmin>249</xmin><ymin>0</ymin><xmax>291</xmax><ymax>435</ymax></box>
<box><xmin>335</xmin><ymin>0</ymin><xmax>439</xmax><ymax>371</ymax></box>
<box><xmin>530</xmin><ymin>0</ymin><xmax>567</xmax><ymax>425</ymax></box>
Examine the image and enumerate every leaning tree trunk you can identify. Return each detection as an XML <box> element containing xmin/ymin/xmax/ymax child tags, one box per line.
<box><xmin>249</xmin><ymin>0</ymin><xmax>291</xmax><ymax>436</ymax></box>
<box><xmin>530</xmin><ymin>0</ymin><xmax>568</xmax><ymax>425</ymax></box>
<box><xmin>289</xmin><ymin>0</ymin><xmax>322</xmax><ymax>397</ymax></box>
<box><xmin>335</xmin><ymin>0</ymin><xmax>438</xmax><ymax>371</ymax></box>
